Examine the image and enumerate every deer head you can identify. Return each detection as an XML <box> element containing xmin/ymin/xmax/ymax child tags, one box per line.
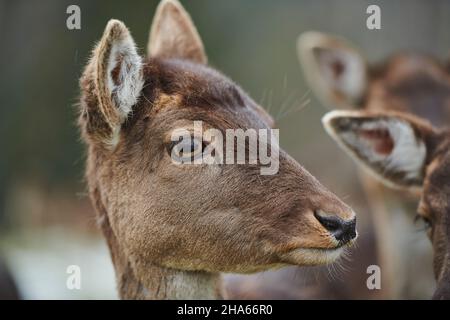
<box><xmin>322</xmin><ymin>110</ymin><xmax>450</xmax><ymax>299</ymax></box>
<box><xmin>78</xmin><ymin>0</ymin><xmax>357</xmax><ymax>299</ymax></box>
<box><xmin>299</xmin><ymin>31</ymin><xmax>450</xmax><ymax>299</ymax></box>
<box><xmin>297</xmin><ymin>31</ymin><xmax>450</xmax><ymax>127</ymax></box>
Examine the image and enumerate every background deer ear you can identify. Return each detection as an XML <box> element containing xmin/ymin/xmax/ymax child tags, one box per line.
<box><xmin>297</xmin><ymin>31</ymin><xmax>368</xmax><ymax>109</ymax></box>
<box><xmin>322</xmin><ymin>110</ymin><xmax>437</xmax><ymax>189</ymax></box>
<box><xmin>148</xmin><ymin>0</ymin><xmax>207</xmax><ymax>64</ymax></box>
<box><xmin>80</xmin><ymin>19</ymin><xmax>144</xmax><ymax>146</ymax></box>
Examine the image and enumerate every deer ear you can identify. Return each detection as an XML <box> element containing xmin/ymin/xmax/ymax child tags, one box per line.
<box><xmin>322</xmin><ymin>111</ymin><xmax>437</xmax><ymax>189</ymax></box>
<box><xmin>298</xmin><ymin>32</ymin><xmax>368</xmax><ymax>109</ymax></box>
<box><xmin>80</xmin><ymin>19</ymin><xmax>144</xmax><ymax>146</ymax></box>
<box><xmin>148</xmin><ymin>0</ymin><xmax>207</xmax><ymax>64</ymax></box>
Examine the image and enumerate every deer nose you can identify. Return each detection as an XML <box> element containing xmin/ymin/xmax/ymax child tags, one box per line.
<box><xmin>314</xmin><ymin>210</ymin><xmax>357</xmax><ymax>243</ymax></box>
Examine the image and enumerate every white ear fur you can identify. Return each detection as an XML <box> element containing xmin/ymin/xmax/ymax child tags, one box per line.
<box><xmin>104</xmin><ymin>20</ymin><xmax>144</xmax><ymax>119</ymax></box>
<box><xmin>322</xmin><ymin>110</ymin><xmax>427</xmax><ymax>189</ymax></box>
<box><xmin>298</xmin><ymin>32</ymin><xmax>368</xmax><ymax>109</ymax></box>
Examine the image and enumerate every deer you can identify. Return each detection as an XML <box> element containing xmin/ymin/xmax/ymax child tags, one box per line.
<box><xmin>78</xmin><ymin>0</ymin><xmax>357</xmax><ymax>299</ymax></box>
<box><xmin>298</xmin><ymin>31</ymin><xmax>450</xmax><ymax>298</ymax></box>
<box><xmin>322</xmin><ymin>110</ymin><xmax>450</xmax><ymax>300</ymax></box>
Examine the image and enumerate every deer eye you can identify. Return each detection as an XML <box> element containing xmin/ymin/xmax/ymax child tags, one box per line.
<box><xmin>414</xmin><ymin>213</ymin><xmax>432</xmax><ymax>232</ymax></box>
<box><xmin>167</xmin><ymin>136</ymin><xmax>207</xmax><ymax>163</ymax></box>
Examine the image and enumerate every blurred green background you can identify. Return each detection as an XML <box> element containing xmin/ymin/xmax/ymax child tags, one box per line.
<box><xmin>0</xmin><ymin>0</ymin><xmax>449</xmax><ymax>299</ymax></box>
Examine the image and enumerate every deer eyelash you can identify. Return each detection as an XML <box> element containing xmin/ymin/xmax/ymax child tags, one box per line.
<box><xmin>166</xmin><ymin>135</ymin><xmax>208</xmax><ymax>162</ymax></box>
<box><xmin>414</xmin><ymin>213</ymin><xmax>432</xmax><ymax>232</ymax></box>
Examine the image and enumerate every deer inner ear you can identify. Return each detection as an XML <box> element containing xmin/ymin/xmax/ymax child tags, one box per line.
<box><xmin>357</xmin><ymin>128</ymin><xmax>394</xmax><ymax>155</ymax></box>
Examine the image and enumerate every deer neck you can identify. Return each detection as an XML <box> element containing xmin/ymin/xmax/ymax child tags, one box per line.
<box><xmin>138</xmin><ymin>266</ymin><xmax>223</xmax><ymax>299</ymax></box>
<box><xmin>95</xmin><ymin>196</ymin><xmax>222</xmax><ymax>299</ymax></box>
<box><xmin>113</xmin><ymin>248</ymin><xmax>223</xmax><ymax>300</ymax></box>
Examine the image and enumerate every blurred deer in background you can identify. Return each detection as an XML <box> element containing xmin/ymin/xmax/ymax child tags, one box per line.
<box><xmin>298</xmin><ymin>31</ymin><xmax>450</xmax><ymax>298</ymax></box>
<box><xmin>322</xmin><ymin>110</ymin><xmax>450</xmax><ymax>299</ymax></box>
<box><xmin>78</xmin><ymin>0</ymin><xmax>358</xmax><ymax>299</ymax></box>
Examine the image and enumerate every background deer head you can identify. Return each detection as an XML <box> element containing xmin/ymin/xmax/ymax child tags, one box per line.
<box><xmin>322</xmin><ymin>110</ymin><xmax>450</xmax><ymax>299</ymax></box>
<box><xmin>78</xmin><ymin>0</ymin><xmax>357</xmax><ymax>299</ymax></box>
<box><xmin>297</xmin><ymin>31</ymin><xmax>450</xmax><ymax>126</ymax></box>
<box><xmin>298</xmin><ymin>30</ymin><xmax>450</xmax><ymax>298</ymax></box>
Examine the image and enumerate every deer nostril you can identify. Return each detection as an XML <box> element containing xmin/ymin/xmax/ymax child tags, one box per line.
<box><xmin>314</xmin><ymin>211</ymin><xmax>357</xmax><ymax>243</ymax></box>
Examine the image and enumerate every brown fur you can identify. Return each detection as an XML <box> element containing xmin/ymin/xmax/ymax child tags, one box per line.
<box><xmin>78</xmin><ymin>1</ymin><xmax>356</xmax><ymax>299</ymax></box>
<box><xmin>366</xmin><ymin>54</ymin><xmax>450</xmax><ymax>127</ymax></box>
<box><xmin>420</xmin><ymin>136</ymin><xmax>450</xmax><ymax>299</ymax></box>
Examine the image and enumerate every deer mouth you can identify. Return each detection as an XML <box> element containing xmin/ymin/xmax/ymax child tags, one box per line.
<box><xmin>279</xmin><ymin>240</ymin><xmax>355</xmax><ymax>266</ymax></box>
<box><xmin>289</xmin><ymin>247</ymin><xmax>343</xmax><ymax>265</ymax></box>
